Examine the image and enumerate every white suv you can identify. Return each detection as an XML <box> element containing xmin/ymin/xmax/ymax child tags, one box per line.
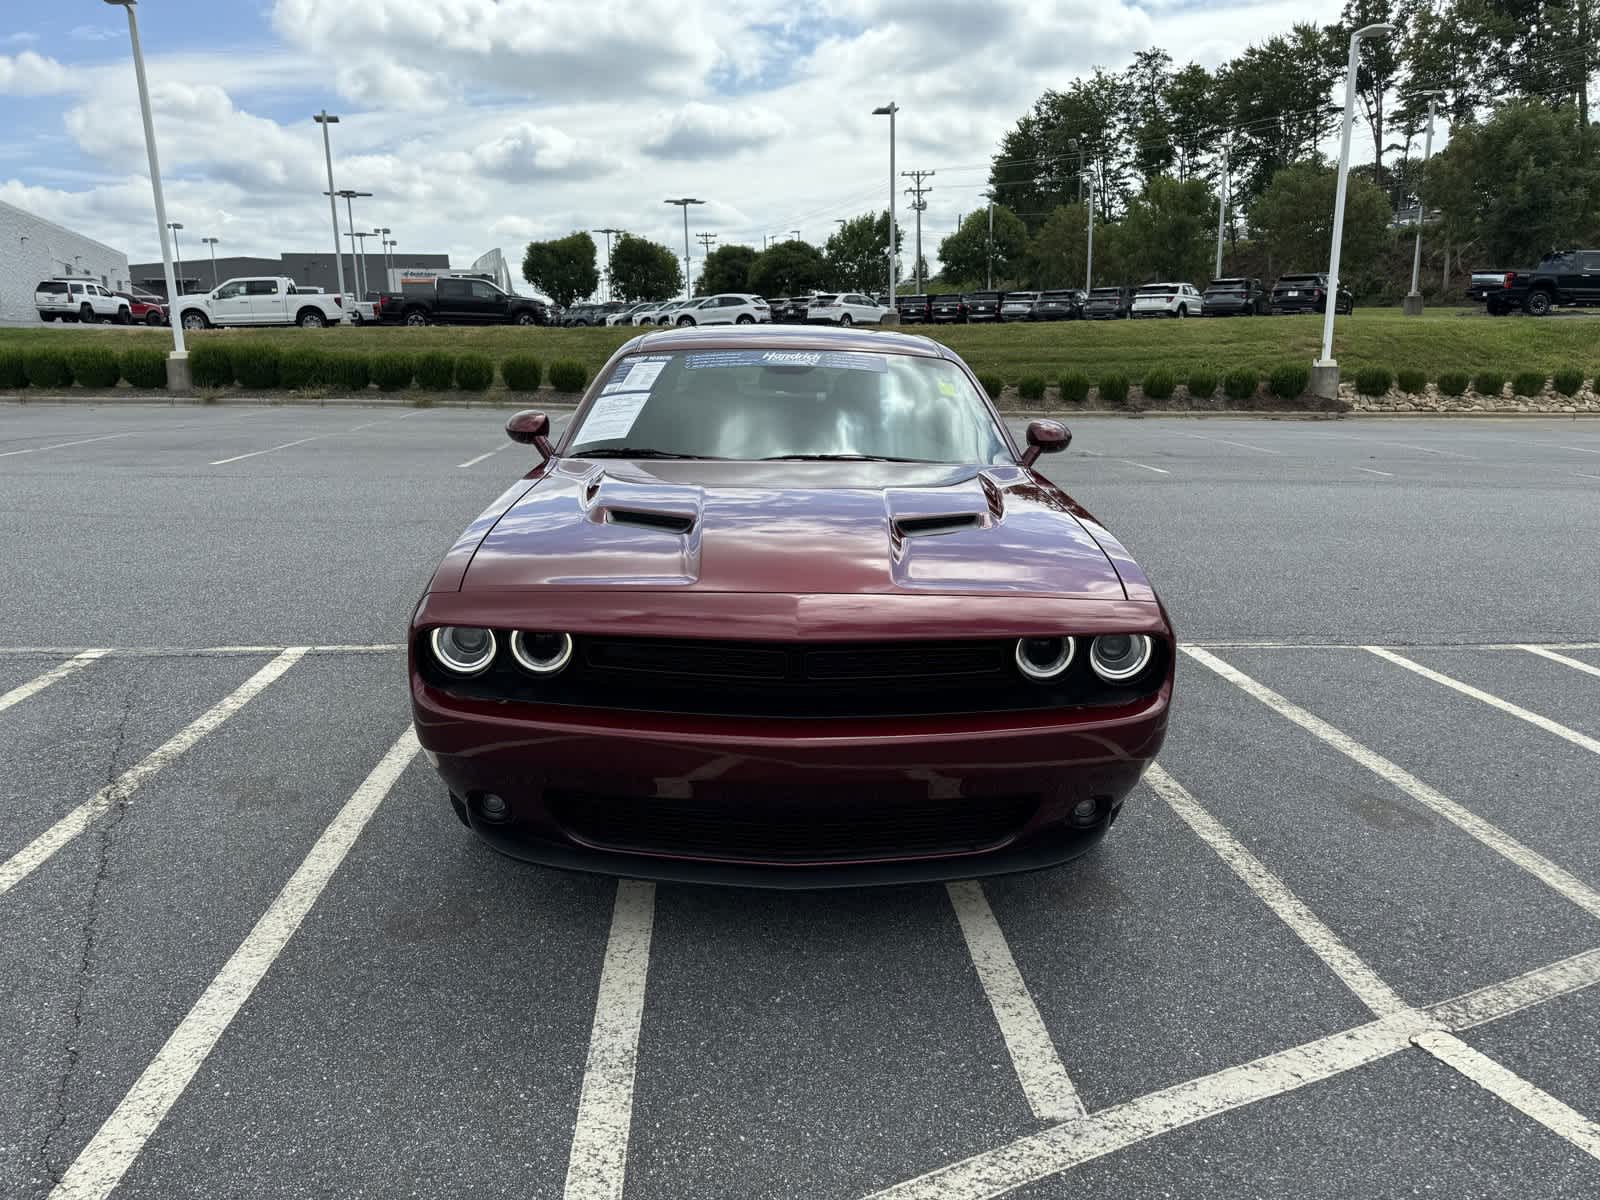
<box><xmin>1130</xmin><ymin>282</ymin><xmax>1202</xmax><ymax>318</ymax></box>
<box><xmin>36</xmin><ymin>279</ymin><xmax>131</xmax><ymax>324</ymax></box>
<box><xmin>805</xmin><ymin>292</ymin><xmax>886</xmax><ymax>326</ymax></box>
<box><xmin>669</xmin><ymin>293</ymin><xmax>771</xmax><ymax>326</ymax></box>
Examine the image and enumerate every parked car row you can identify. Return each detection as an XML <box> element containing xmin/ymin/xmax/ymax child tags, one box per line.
<box><xmin>893</xmin><ymin>276</ymin><xmax>1354</xmax><ymax>322</ymax></box>
<box><xmin>35</xmin><ymin>279</ymin><xmax>168</xmax><ymax>326</ymax></box>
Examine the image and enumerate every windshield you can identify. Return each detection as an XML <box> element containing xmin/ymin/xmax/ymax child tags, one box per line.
<box><xmin>1137</xmin><ymin>287</ymin><xmax>1177</xmax><ymax>296</ymax></box>
<box><xmin>568</xmin><ymin>349</ymin><xmax>1012</xmax><ymax>464</ymax></box>
<box><xmin>1208</xmin><ymin>279</ymin><xmax>1245</xmax><ymax>289</ymax></box>
<box><xmin>1089</xmin><ymin>289</ymin><xmax>1121</xmax><ymax>298</ymax></box>
<box><xmin>1277</xmin><ymin>275</ymin><xmax>1321</xmax><ymax>286</ymax></box>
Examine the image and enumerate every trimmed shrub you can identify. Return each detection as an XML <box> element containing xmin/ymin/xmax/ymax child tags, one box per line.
<box><xmin>1472</xmin><ymin>369</ymin><xmax>1506</xmax><ymax>397</ymax></box>
<box><xmin>1223</xmin><ymin>367</ymin><xmax>1259</xmax><ymax>402</ymax></box>
<box><xmin>231</xmin><ymin>343</ymin><xmax>281</xmax><ymax>390</ymax></box>
<box><xmin>549</xmin><ymin>359</ymin><xmax>590</xmax><ymax>394</ymax></box>
<box><xmin>1097</xmin><ymin>372</ymin><xmax>1130</xmax><ymax>408</ymax></box>
<box><xmin>0</xmin><ymin>347</ymin><xmax>29</xmax><ymax>389</ymax></box>
<box><xmin>1354</xmin><ymin>366</ymin><xmax>1393</xmax><ymax>397</ymax></box>
<box><xmin>415</xmin><ymin>351</ymin><xmax>455</xmax><ymax>391</ymax></box>
<box><xmin>328</xmin><ymin>353</ymin><xmax>371</xmax><ymax>392</ymax></box>
<box><xmin>1396</xmin><ymin>367</ymin><xmax>1427</xmax><ymax>394</ymax></box>
<box><xmin>24</xmin><ymin>348</ymin><xmax>73</xmax><ymax>389</ymax></box>
<box><xmin>1268</xmin><ymin>363</ymin><xmax>1310</xmax><ymax>401</ymax></box>
<box><xmin>1552</xmin><ymin>367</ymin><xmax>1585</xmax><ymax>397</ymax></box>
<box><xmin>188</xmin><ymin>342</ymin><xmax>235</xmax><ymax>388</ymax></box>
<box><xmin>1186</xmin><ymin>368</ymin><xmax>1218</xmax><ymax>400</ymax></box>
<box><xmin>370</xmin><ymin>352</ymin><xmax>417</xmax><ymax>392</ymax></box>
<box><xmin>1141</xmin><ymin>368</ymin><xmax>1176</xmax><ymax>401</ymax></box>
<box><xmin>1512</xmin><ymin>370</ymin><xmax>1547</xmax><ymax>398</ymax></box>
<box><xmin>454</xmin><ymin>353</ymin><xmax>495</xmax><ymax>392</ymax></box>
<box><xmin>1017</xmin><ymin>373</ymin><xmax>1047</xmax><ymax>402</ymax></box>
<box><xmin>1436</xmin><ymin>369</ymin><xmax>1471</xmax><ymax>397</ymax></box>
<box><xmin>120</xmin><ymin>348</ymin><xmax>167</xmax><ymax>389</ymax></box>
<box><xmin>503</xmin><ymin>354</ymin><xmax>544</xmax><ymax>392</ymax></box>
<box><xmin>1057</xmin><ymin>371</ymin><xmax>1091</xmax><ymax>405</ymax></box>
<box><xmin>69</xmin><ymin>346</ymin><xmax>121</xmax><ymax>389</ymax></box>
<box><xmin>977</xmin><ymin>372</ymin><xmax>1004</xmax><ymax>401</ymax></box>
<box><xmin>278</xmin><ymin>347</ymin><xmax>330</xmax><ymax>390</ymax></box>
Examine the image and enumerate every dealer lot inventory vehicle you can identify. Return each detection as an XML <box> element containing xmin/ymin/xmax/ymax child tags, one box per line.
<box><xmin>805</xmin><ymin>292</ymin><xmax>886</xmax><ymax>326</ymax></box>
<box><xmin>1082</xmin><ymin>287</ymin><xmax>1132</xmax><ymax>319</ymax></box>
<box><xmin>895</xmin><ymin>294</ymin><xmax>931</xmax><ymax>323</ymax></box>
<box><xmin>1033</xmin><ymin>289</ymin><xmax>1084</xmax><ymax>320</ymax></box>
<box><xmin>1131</xmin><ymin>283</ymin><xmax>1201</xmax><ymax>319</ymax></box>
<box><xmin>376</xmin><ymin>276</ymin><xmax>549</xmax><ymax>326</ymax></box>
<box><xmin>672</xmin><ymin>293</ymin><xmax>772</xmax><ymax>326</ymax></box>
<box><xmin>411</xmin><ymin>325</ymin><xmax>1172</xmax><ymax>885</ymax></box>
<box><xmin>929</xmin><ymin>293</ymin><xmax>968</xmax><ymax>323</ymax></box>
<box><xmin>1476</xmin><ymin>249</ymin><xmax>1600</xmax><ymax>316</ymax></box>
<box><xmin>1269</xmin><ymin>273</ymin><xmax>1353</xmax><ymax>315</ymax></box>
<box><xmin>115</xmin><ymin>289</ymin><xmax>169</xmax><ymax>326</ymax></box>
<box><xmin>174</xmin><ymin>277</ymin><xmax>345</xmax><ymax>330</ymax></box>
<box><xmin>36</xmin><ymin>279</ymin><xmax>130</xmax><ymax>324</ymax></box>
<box><xmin>999</xmin><ymin>291</ymin><xmax>1039</xmax><ymax>321</ymax></box>
<box><xmin>966</xmin><ymin>291</ymin><xmax>1004</xmax><ymax>322</ymax></box>
<box><xmin>1201</xmin><ymin>277</ymin><xmax>1268</xmax><ymax>316</ymax></box>
<box><xmin>649</xmin><ymin>300</ymin><xmax>693</xmax><ymax>325</ymax></box>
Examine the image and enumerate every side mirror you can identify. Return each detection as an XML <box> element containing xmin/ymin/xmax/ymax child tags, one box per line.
<box><xmin>1020</xmin><ymin>419</ymin><xmax>1070</xmax><ymax>467</ymax></box>
<box><xmin>506</xmin><ymin>410</ymin><xmax>554</xmax><ymax>462</ymax></box>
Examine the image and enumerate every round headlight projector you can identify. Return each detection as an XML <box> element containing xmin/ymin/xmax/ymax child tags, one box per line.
<box><xmin>430</xmin><ymin>626</ymin><xmax>497</xmax><ymax>676</ymax></box>
<box><xmin>510</xmin><ymin>631</ymin><xmax>573</xmax><ymax>676</ymax></box>
<box><xmin>1089</xmin><ymin>634</ymin><xmax>1153</xmax><ymax>682</ymax></box>
<box><xmin>1015</xmin><ymin>636</ymin><xmax>1075</xmax><ymax>681</ymax></box>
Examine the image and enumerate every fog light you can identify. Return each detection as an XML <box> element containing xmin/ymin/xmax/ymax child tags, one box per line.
<box><xmin>1089</xmin><ymin>633</ymin><xmax>1153</xmax><ymax>683</ymax></box>
<box><xmin>1015</xmin><ymin>635</ymin><xmax>1075</xmax><ymax>681</ymax></box>
<box><xmin>479</xmin><ymin>792</ymin><xmax>507</xmax><ymax>819</ymax></box>
<box><xmin>1070</xmin><ymin>797</ymin><xmax>1102</xmax><ymax>827</ymax></box>
<box><xmin>431</xmin><ymin>626</ymin><xmax>497</xmax><ymax>676</ymax></box>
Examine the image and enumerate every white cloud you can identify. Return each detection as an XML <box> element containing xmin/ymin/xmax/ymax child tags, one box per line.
<box><xmin>70</xmin><ymin>25</ymin><xmax>123</xmax><ymax>43</ymax></box>
<box><xmin>467</xmin><ymin>123</ymin><xmax>617</xmax><ymax>182</ymax></box>
<box><xmin>643</xmin><ymin>103</ymin><xmax>788</xmax><ymax>161</ymax></box>
<box><xmin>0</xmin><ymin>51</ymin><xmax>73</xmax><ymax>95</ymax></box>
<box><xmin>2</xmin><ymin>32</ymin><xmax>40</xmax><ymax>46</ymax></box>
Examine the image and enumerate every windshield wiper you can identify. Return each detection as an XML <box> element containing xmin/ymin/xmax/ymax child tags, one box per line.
<box><xmin>573</xmin><ymin>448</ymin><xmax>713</xmax><ymax>460</ymax></box>
<box><xmin>759</xmin><ymin>453</ymin><xmax>927</xmax><ymax>463</ymax></box>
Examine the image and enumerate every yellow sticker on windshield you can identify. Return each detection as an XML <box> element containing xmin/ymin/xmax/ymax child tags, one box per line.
<box><xmin>937</xmin><ymin>378</ymin><xmax>957</xmax><ymax>396</ymax></box>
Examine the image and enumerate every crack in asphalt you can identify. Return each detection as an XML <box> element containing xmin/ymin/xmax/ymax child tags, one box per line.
<box><xmin>36</xmin><ymin>663</ymin><xmax>143</xmax><ymax>1190</ymax></box>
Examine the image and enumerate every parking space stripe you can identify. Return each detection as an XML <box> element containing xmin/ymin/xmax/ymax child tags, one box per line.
<box><xmin>1352</xmin><ymin>466</ymin><xmax>1394</xmax><ymax>477</ymax></box>
<box><xmin>209</xmin><ymin>435</ymin><xmax>324</xmax><ymax>465</ymax></box>
<box><xmin>1145</xmin><ymin>765</ymin><xmax>1406</xmax><ymax>1017</ymax></box>
<box><xmin>1076</xmin><ymin>450</ymin><xmax>1170</xmax><ymax>475</ymax></box>
<box><xmin>1364</xmin><ymin>646</ymin><xmax>1600</xmax><ymax>758</ymax></box>
<box><xmin>1177</xmin><ymin>432</ymin><xmax>1281</xmax><ymax>455</ymax></box>
<box><xmin>46</xmin><ymin>727</ymin><xmax>419</xmax><ymax>1200</ymax></box>
<box><xmin>1181</xmin><ymin>647</ymin><xmax>1600</xmax><ymax>921</ymax></box>
<box><xmin>1411</xmin><ymin>1030</ymin><xmax>1600</xmax><ymax>1161</ymax></box>
<box><xmin>0</xmin><ymin>649</ymin><xmax>107</xmax><ymax>715</ymax></box>
<box><xmin>0</xmin><ymin>433</ymin><xmax>140</xmax><ymax>458</ymax></box>
<box><xmin>0</xmin><ymin>648</ymin><xmax>307</xmax><ymax>898</ymax></box>
<box><xmin>946</xmin><ymin>881</ymin><xmax>1086</xmax><ymax>1122</ymax></box>
<box><xmin>564</xmin><ymin>880</ymin><xmax>657</xmax><ymax>1200</ymax></box>
<box><xmin>1428</xmin><ymin>947</ymin><xmax>1600</xmax><ymax>1030</ymax></box>
<box><xmin>458</xmin><ymin>445</ymin><xmax>509</xmax><ymax>469</ymax></box>
<box><xmin>1519</xmin><ymin>645</ymin><xmax>1600</xmax><ymax>680</ymax></box>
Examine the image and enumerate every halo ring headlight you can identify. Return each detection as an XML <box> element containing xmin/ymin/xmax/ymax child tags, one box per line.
<box><xmin>1089</xmin><ymin>634</ymin><xmax>1154</xmax><ymax>682</ymax></box>
<box><xmin>1015</xmin><ymin>635</ymin><xmax>1075</xmax><ymax>681</ymax></box>
<box><xmin>431</xmin><ymin>626</ymin><xmax>497</xmax><ymax>676</ymax></box>
<box><xmin>510</xmin><ymin>630</ymin><xmax>574</xmax><ymax>675</ymax></box>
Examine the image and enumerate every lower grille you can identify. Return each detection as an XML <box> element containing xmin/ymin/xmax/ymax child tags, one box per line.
<box><xmin>551</xmin><ymin>791</ymin><xmax>1038</xmax><ymax>864</ymax></box>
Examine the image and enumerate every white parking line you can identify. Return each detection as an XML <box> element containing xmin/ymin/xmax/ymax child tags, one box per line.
<box><xmin>1520</xmin><ymin>645</ymin><xmax>1600</xmax><ymax>679</ymax></box>
<box><xmin>0</xmin><ymin>650</ymin><xmax>107</xmax><ymax>715</ymax></box>
<box><xmin>1430</xmin><ymin>946</ymin><xmax>1600</xmax><ymax>1030</ymax></box>
<box><xmin>209</xmin><ymin>435</ymin><xmax>324</xmax><ymax>465</ymax></box>
<box><xmin>1177</xmin><ymin>432</ymin><xmax>1281</xmax><ymax>455</ymax></box>
<box><xmin>0</xmin><ymin>648</ymin><xmax>307</xmax><ymax>898</ymax></box>
<box><xmin>564</xmin><ymin>879</ymin><xmax>657</xmax><ymax>1200</ymax></box>
<box><xmin>458</xmin><ymin>444</ymin><xmax>509</xmax><ymax>469</ymax></box>
<box><xmin>1576</xmin><ymin>473</ymin><xmax>1600</xmax><ymax>481</ymax></box>
<box><xmin>0</xmin><ymin>432</ymin><xmax>140</xmax><ymax>458</ymax></box>
<box><xmin>1353</xmin><ymin>466</ymin><xmax>1394</xmax><ymax>477</ymax></box>
<box><xmin>1075</xmin><ymin>450</ymin><xmax>1170</xmax><ymax>475</ymax></box>
<box><xmin>947</xmin><ymin>880</ymin><xmax>1085</xmax><ymax>1122</ymax></box>
<box><xmin>1181</xmin><ymin>646</ymin><xmax>1600</xmax><ymax>921</ymax></box>
<box><xmin>47</xmin><ymin>727</ymin><xmax>418</xmax><ymax>1200</ymax></box>
<box><xmin>1372</xmin><ymin>441</ymin><xmax>1475</xmax><ymax>460</ymax></box>
<box><xmin>1365</xmin><ymin>646</ymin><xmax>1600</xmax><ymax>758</ymax></box>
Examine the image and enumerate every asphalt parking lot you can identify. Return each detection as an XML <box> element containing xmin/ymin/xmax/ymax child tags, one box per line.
<box><xmin>2</xmin><ymin>402</ymin><xmax>1598</xmax><ymax>1199</ymax></box>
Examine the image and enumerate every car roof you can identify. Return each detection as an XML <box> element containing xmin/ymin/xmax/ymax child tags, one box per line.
<box><xmin>628</xmin><ymin>323</ymin><xmax>948</xmax><ymax>359</ymax></box>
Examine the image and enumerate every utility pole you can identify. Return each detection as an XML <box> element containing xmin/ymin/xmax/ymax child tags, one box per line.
<box><xmin>1214</xmin><ymin>140</ymin><xmax>1230</xmax><ymax>280</ymax></box>
<box><xmin>1083</xmin><ymin>172</ymin><xmax>1095</xmax><ymax>292</ymax></box>
<box><xmin>984</xmin><ymin>191</ymin><xmax>996</xmax><ymax>290</ymax></box>
<box><xmin>902</xmin><ymin>169</ymin><xmax>933</xmax><ymax>294</ymax></box>
<box><xmin>1404</xmin><ymin>92</ymin><xmax>1444</xmax><ymax>315</ymax></box>
<box><xmin>594</xmin><ymin>227</ymin><xmax>622</xmax><ymax>300</ymax></box>
<box><xmin>695</xmin><ymin>232</ymin><xmax>718</xmax><ymax>293</ymax></box>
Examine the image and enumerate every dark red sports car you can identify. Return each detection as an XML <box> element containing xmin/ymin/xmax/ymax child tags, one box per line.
<box><xmin>410</xmin><ymin>326</ymin><xmax>1173</xmax><ymax>886</ymax></box>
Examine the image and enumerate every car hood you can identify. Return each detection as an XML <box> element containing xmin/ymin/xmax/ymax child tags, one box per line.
<box><xmin>463</xmin><ymin>459</ymin><xmax>1127</xmax><ymax>599</ymax></box>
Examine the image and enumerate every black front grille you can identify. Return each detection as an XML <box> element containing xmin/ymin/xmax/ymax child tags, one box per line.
<box><xmin>551</xmin><ymin>790</ymin><xmax>1038</xmax><ymax>863</ymax></box>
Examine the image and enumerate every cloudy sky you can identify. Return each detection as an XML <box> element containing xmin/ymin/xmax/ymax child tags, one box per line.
<box><xmin>2</xmin><ymin>0</ymin><xmax>1343</xmax><ymax>282</ymax></box>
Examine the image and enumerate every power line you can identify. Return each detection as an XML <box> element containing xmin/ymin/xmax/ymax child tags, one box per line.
<box><xmin>902</xmin><ymin>169</ymin><xmax>934</xmax><ymax>293</ymax></box>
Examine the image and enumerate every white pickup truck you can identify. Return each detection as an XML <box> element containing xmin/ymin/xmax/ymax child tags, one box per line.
<box><xmin>173</xmin><ymin>277</ymin><xmax>345</xmax><ymax>331</ymax></box>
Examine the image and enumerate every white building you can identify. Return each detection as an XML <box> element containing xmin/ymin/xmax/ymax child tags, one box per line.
<box><xmin>0</xmin><ymin>200</ymin><xmax>131</xmax><ymax>326</ymax></box>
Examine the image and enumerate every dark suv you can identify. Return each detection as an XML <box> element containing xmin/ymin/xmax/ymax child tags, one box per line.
<box><xmin>895</xmin><ymin>294</ymin><xmax>931</xmax><ymax>323</ymax></box>
<box><xmin>929</xmin><ymin>294</ymin><xmax>968</xmax><ymax>323</ymax></box>
<box><xmin>1033</xmin><ymin>289</ymin><xmax>1084</xmax><ymax>320</ymax></box>
<box><xmin>1269</xmin><ymin>273</ymin><xmax>1353</xmax><ymax>315</ymax></box>
<box><xmin>1201</xmin><ymin>278</ymin><xmax>1268</xmax><ymax>316</ymax></box>
<box><xmin>965</xmin><ymin>291</ymin><xmax>1003</xmax><ymax>322</ymax></box>
<box><xmin>1081</xmin><ymin>287</ymin><xmax>1132</xmax><ymax>319</ymax></box>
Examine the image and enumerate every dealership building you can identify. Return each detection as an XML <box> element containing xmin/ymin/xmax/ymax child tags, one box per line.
<box><xmin>0</xmin><ymin>199</ymin><xmax>131</xmax><ymax>326</ymax></box>
<box><xmin>127</xmin><ymin>251</ymin><xmax>454</xmax><ymax>300</ymax></box>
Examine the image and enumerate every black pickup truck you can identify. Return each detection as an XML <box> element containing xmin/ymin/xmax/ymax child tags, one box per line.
<box><xmin>375</xmin><ymin>275</ymin><xmax>551</xmax><ymax>326</ymax></box>
<box><xmin>1472</xmin><ymin>250</ymin><xmax>1600</xmax><ymax>316</ymax></box>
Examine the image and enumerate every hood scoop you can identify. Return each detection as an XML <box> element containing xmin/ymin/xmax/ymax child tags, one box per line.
<box><xmin>605</xmin><ymin>508</ymin><xmax>696</xmax><ymax>534</ymax></box>
<box><xmin>893</xmin><ymin>512</ymin><xmax>983</xmax><ymax>538</ymax></box>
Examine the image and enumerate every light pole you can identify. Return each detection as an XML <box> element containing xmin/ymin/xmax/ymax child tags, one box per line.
<box><xmin>984</xmin><ymin>191</ymin><xmax>995</xmax><ymax>290</ymax></box>
<box><xmin>1083</xmin><ymin>172</ymin><xmax>1095</xmax><ymax>292</ymax></box>
<box><xmin>313</xmin><ymin>111</ymin><xmax>347</xmax><ymax>305</ymax></box>
<box><xmin>1214</xmin><ymin>140</ymin><xmax>1230</xmax><ymax>280</ymax></box>
<box><xmin>326</xmin><ymin>189</ymin><xmax>371</xmax><ymax>298</ymax></box>
<box><xmin>1403</xmin><ymin>91</ymin><xmax>1444</xmax><ymax>316</ymax></box>
<box><xmin>348</xmin><ymin>231</ymin><xmax>375</xmax><ymax>297</ymax></box>
<box><xmin>103</xmin><ymin>1</ymin><xmax>184</xmax><ymax>367</ymax></box>
<box><xmin>790</xmin><ymin>229</ymin><xmax>800</xmax><ymax>241</ymax></box>
<box><xmin>594</xmin><ymin>227</ymin><xmax>623</xmax><ymax>300</ymax></box>
<box><xmin>663</xmin><ymin>198</ymin><xmax>704</xmax><ymax>301</ymax></box>
<box><xmin>377</xmin><ymin>227</ymin><xmax>392</xmax><ymax>292</ymax></box>
<box><xmin>201</xmin><ymin>236</ymin><xmax>220</xmax><ymax>289</ymax></box>
<box><xmin>167</xmin><ymin>222</ymin><xmax>184</xmax><ymax>294</ymax></box>
<box><xmin>872</xmin><ymin>103</ymin><xmax>899</xmax><ymax>320</ymax></box>
<box><xmin>1314</xmin><ymin>22</ymin><xmax>1394</xmax><ymax>397</ymax></box>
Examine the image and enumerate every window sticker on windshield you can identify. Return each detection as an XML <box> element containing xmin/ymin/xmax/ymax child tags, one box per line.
<box><xmin>683</xmin><ymin>349</ymin><xmax>887</xmax><ymax>372</ymax></box>
<box><xmin>578</xmin><ymin>392</ymin><xmax>651</xmax><ymax>443</ymax></box>
<box><xmin>601</xmin><ymin>359</ymin><xmax>666</xmax><ymax>395</ymax></box>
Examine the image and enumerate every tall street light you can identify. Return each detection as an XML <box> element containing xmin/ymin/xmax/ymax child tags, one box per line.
<box><xmin>348</xmin><ymin>231</ymin><xmax>375</xmax><ymax>297</ymax></box>
<box><xmin>103</xmin><ymin>0</ymin><xmax>185</xmax><ymax>365</ymax></box>
<box><xmin>663</xmin><ymin>198</ymin><xmax>704</xmax><ymax>301</ymax></box>
<box><xmin>167</xmin><ymin>222</ymin><xmax>184</xmax><ymax>294</ymax></box>
<box><xmin>377</xmin><ymin>227</ymin><xmax>392</xmax><ymax>291</ymax></box>
<box><xmin>1214</xmin><ymin>139</ymin><xmax>1231</xmax><ymax>280</ymax></box>
<box><xmin>594</xmin><ymin>227</ymin><xmax>623</xmax><ymax>300</ymax></box>
<box><xmin>1315</xmin><ymin>21</ymin><xmax>1394</xmax><ymax>398</ymax></box>
<box><xmin>1082</xmin><ymin>172</ymin><xmax>1095</xmax><ymax>292</ymax></box>
<box><xmin>201</xmin><ymin>236</ymin><xmax>220</xmax><ymax>289</ymax></box>
<box><xmin>1403</xmin><ymin>91</ymin><xmax>1445</xmax><ymax>317</ymax></box>
<box><xmin>326</xmin><ymin>189</ymin><xmax>372</xmax><ymax>299</ymax></box>
<box><xmin>872</xmin><ymin>103</ymin><xmax>899</xmax><ymax>320</ymax></box>
<box><xmin>313</xmin><ymin>111</ymin><xmax>347</xmax><ymax>305</ymax></box>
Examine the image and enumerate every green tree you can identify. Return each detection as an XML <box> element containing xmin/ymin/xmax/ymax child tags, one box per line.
<box><xmin>988</xmin><ymin>70</ymin><xmax>1127</xmax><ymax>232</ymax></box>
<box><xmin>937</xmin><ymin>205</ymin><xmax>1029</xmax><ymax>288</ymax></box>
<box><xmin>1118</xmin><ymin>176</ymin><xmax>1217</xmax><ymax>282</ymax></box>
<box><xmin>1251</xmin><ymin>161</ymin><xmax>1392</xmax><ymax>279</ymax></box>
<box><xmin>1025</xmin><ymin>203</ymin><xmax>1091</xmax><ymax>288</ymax></box>
<box><xmin>520</xmin><ymin>231</ymin><xmax>599</xmax><ymax>308</ymax></box>
<box><xmin>746</xmin><ymin>239</ymin><xmax>827</xmax><ymax>297</ymax></box>
<box><xmin>695</xmin><ymin>244</ymin><xmax>758</xmax><ymax>295</ymax></box>
<box><xmin>1123</xmin><ymin>47</ymin><xmax>1176</xmax><ymax>184</ymax></box>
<box><xmin>824</xmin><ymin>211</ymin><xmax>901</xmax><ymax>291</ymax></box>
<box><xmin>1332</xmin><ymin>0</ymin><xmax>1408</xmax><ymax>186</ymax></box>
<box><xmin>1165</xmin><ymin>64</ymin><xmax>1224</xmax><ymax>183</ymax></box>
<box><xmin>1218</xmin><ymin>26</ymin><xmax>1343</xmax><ymax>209</ymax></box>
<box><xmin>608</xmin><ymin>234</ymin><xmax>683</xmax><ymax>302</ymax></box>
